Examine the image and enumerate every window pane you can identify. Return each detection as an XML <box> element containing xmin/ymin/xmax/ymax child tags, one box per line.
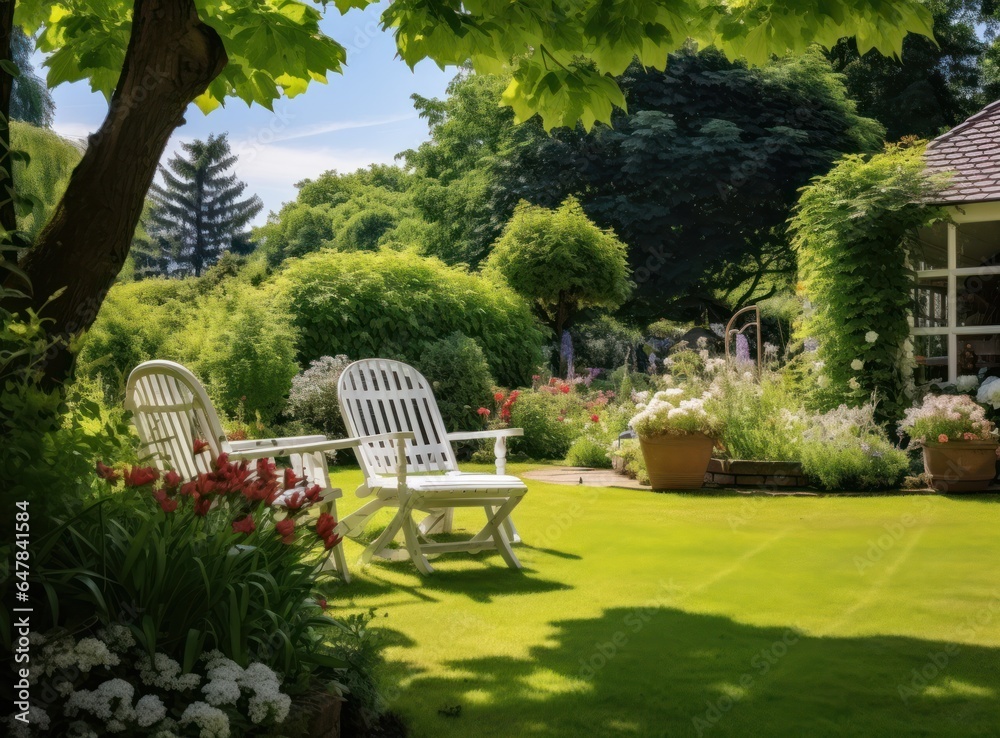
<box><xmin>913</xmin><ymin>334</ymin><xmax>949</xmax><ymax>384</ymax></box>
<box><xmin>957</xmin><ymin>333</ymin><xmax>1000</xmax><ymax>376</ymax></box>
<box><xmin>955</xmin><ymin>221</ymin><xmax>1000</xmax><ymax>269</ymax></box>
<box><xmin>913</xmin><ymin>222</ymin><xmax>948</xmax><ymax>270</ymax></box>
<box><xmin>912</xmin><ymin>276</ymin><xmax>948</xmax><ymax>328</ymax></box>
<box><xmin>957</xmin><ymin>272</ymin><xmax>1000</xmax><ymax>326</ymax></box>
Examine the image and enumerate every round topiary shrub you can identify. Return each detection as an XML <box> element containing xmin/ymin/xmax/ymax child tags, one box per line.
<box><xmin>274</xmin><ymin>250</ymin><xmax>544</xmax><ymax>387</ymax></box>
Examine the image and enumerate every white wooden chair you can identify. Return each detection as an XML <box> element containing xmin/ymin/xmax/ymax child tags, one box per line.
<box><xmin>336</xmin><ymin>358</ymin><xmax>527</xmax><ymax>574</ymax></box>
<box><xmin>125</xmin><ymin>360</ymin><xmax>369</xmax><ymax>582</ymax></box>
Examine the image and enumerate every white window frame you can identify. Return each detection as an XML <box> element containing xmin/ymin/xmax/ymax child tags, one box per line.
<box><xmin>912</xmin><ymin>203</ymin><xmax>1000</xmax><ymax>382</ymax></box>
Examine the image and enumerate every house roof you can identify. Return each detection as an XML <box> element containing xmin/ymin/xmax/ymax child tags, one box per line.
<box><xmin>925</xmin><ymin>100</ymin><xmax>1000</xmax><ymax>204</ymax></box>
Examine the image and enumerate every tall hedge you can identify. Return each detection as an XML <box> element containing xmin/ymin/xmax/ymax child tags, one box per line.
<box><xmin>274</xmin><ymin>250</ymin><xmax>545</xmax><ymax>387</ymax></box>
<box><xmin>790</xmin><ymin>143</ymin><xmax>945</xmax><ymax>422</ymax></box>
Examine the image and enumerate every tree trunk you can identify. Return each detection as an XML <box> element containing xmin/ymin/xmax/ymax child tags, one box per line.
<box><xmin>0</xmin><ymin>0</ymin><xmax>17</xmax><ymax>241</ymax></box>
<box><xmin>7</xmin><ymin>0</ymin><xmax>226</xmax><ymax>384</ymax></box>
<box><xmin>554</xmin><ymin>292</ymin><xmax>573</xmax><ymax>378</ymax></box>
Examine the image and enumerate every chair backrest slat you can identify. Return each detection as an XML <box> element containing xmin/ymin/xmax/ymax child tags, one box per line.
<box><xmin>339</xmin><ymin>359</ymin><xmax>457</xmax><ymax>481</ymax></box>
<box><xmin>125</xmin><ymin>361</ymin><xmax>229</xmax><ymax>480</ymax></box>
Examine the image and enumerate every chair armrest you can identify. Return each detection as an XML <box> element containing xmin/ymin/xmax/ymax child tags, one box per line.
<box><xmin>447</xmin><ymin>428</ymin><xmax>524</xmax><ymax>442</ymax></box>
<box><xmin>227</xmin><ymin>436</ymin><xmax>365</xmax><ymax>461</ymax></box>
<box><xmin>229</xmin><ymin>435</ymin><xmax>326</xmax><ymax>451</ymax></box>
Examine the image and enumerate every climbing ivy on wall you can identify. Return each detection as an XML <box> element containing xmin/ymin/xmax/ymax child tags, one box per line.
<box><xmin>790</xmin><ymin>142</ymin><xmax>946</xmax><ymax>423</ymax></box>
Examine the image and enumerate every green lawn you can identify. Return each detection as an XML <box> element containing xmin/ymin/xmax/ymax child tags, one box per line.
<box><xmin>325</xmin><ymin>463</ymin><xmax>1000</xmax><ymax>738</ymax></box>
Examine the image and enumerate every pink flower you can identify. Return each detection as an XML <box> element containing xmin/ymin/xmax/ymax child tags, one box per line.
<box><xmin>477</xmin><ymin>407</ymin><xmax>491</xmax><ymax>417</ymax></box>
<box><xmin>963</xmin><ymin>432</ymin><xmax>976</xmax><ymax>441</ymax></box>
<box><xmin>937</xmin><ymin>434</ymin><xmax>949</xmax><ymax>443</ymax></box>
<box><xmin>494</xmin><ymin>391</ymin><xmax>505</xmax><ymax>403</ymax></box>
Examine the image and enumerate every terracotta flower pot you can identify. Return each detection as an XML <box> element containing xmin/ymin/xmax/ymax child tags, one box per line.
<box><xmin>922</xmin><ymin>441</ymin><xmax>999</xmax><ymax>492</ymax></box>
<box><xmin>638</xmin><ymin>432</ymin><xmax>714</xmax><ymax>489</ymax></box>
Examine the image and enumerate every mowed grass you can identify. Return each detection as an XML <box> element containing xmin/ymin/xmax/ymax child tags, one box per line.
<box><xmin>325</xmin><ymin>462</ymin><xmax>1000</xmax><ymax>738</ymax></box>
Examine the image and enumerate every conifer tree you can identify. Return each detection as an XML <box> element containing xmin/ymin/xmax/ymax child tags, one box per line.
<box><xmin>148</xmin><ymin>133</ymin><xmax>262</xmax><ymax>277</ymax></box>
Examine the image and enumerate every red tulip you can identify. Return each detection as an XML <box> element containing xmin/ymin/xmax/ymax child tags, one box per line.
<box><xmin>192</xmin><ymin>438</ymin><xmax>210</xmax><ymax>455</ymax></box>
<box><xmin>231</xmin><ymin>515</ymin><xmax>256</xmax><ymax>534</ymax></box>
<box><xmin>193</xmin><ymin>496</ymin><xmax>213</xmax><ymax>517</ymax></box>
<box><xmin>316</xmin><ymin>512</ymin><xmax>342</xmax><ymax>549</ymax></box>
<box><xmin>276</xmin><ymin>518</ymin><xmax>295</xmax><ymax>544</ymax></box>
<box><xmin>591</xmin><ymin>414</ymin><xmax>600</xmax><ymax>423</ymax></box>
<box><xmin>123</xmin><ymin>466</ymin><xmax>159</xmax><ymax>488</ymax></box>
<box><xmin>304</xmin><ymin>484</ymin><xmax>323</xmax><ymax>503</ymax></box>
<box><xmin>163</xmin><ymin>470</ymin><xmax>181</xmax><ymax>489</ymax></box>
<box><xmin>283</xmin><ymin>468</ymin><xmax>302</xmax><ymax>490</ymax></box>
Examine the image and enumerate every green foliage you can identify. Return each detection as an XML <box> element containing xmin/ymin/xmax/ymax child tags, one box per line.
<box><xmin>275</xmin><ymin>249</ymin><xmax>544</xmax><ymax>387</ymax></box>
<box><xmin>612</xmin><ymin>438</ymin><xmax>649</xmax><ymax>485</ymax></box>
<box><xmin>566</xmin><ymin>436</ymin><xmax>612</xmax><ymax>468</ymax></box>
<box><xmin>78</xmin><ymin>278</ymin><xmax>296</xmax><ymax>422</ymax></box>
<box><xmin>417</xmin><ymin>332</ymin><xmax>495</xmax><ymax>431</ymax></box>
<box><xmin>254</xmin><ymin>166</ymin><xmax>420</xmax><ymax>267</ymax></box>
<box><xmin>507</xmin><ymin>392</ymin><xmax>576</xmax><ymax>460</ymax></box>
<box><xmin>798</xmin><ymin>405</ymin><xmax>910</xmax><ymax>490</ymax></box>
<box><xmin>337</xmin><ymin>206</ymin><xmax>399</xmax><ymax>252</ymax></box>
<box><xmin>9</xmin><ymin>28</ymin><xmax>55</xmax><ymax>127</ymax></box>
<box><xmin>486</xmin><ymin>49</ymin><xmax>885</xmax><ymax>319</ymax></box>
<box><xmin>148</xmin><ymin>134</ymin><xmax>262</xmax><ymax>277</ymax></box>
<box><xmin>486</xmin><ymin>196</ymin><xmax>631</xmax><ymax>334</ymax></box>
<box><xmin>791</xmin><ymin>142</ymin><xmax>947</xmax><ymax>422</ymax></box>
<box><xmin>829</xmin><ymin>0</ymin><xmax>997</xmax><ymax>140</ymax></box>
<box><xmin>10</xmin><ymin>122</ymin><xmax>81</xmax><ymax>240</ymax></box>
<box><xmin>165</xmin><ymin>288</ymin><xmax>299</xmax><ymax>422</ymax></box>
<box><xmin>16</xmin><ymin>0</ymin><xmax>930</xmax><ymax>141</ymax></box>
<box><xmin>708</xmin><ymin>369</ymin><xmax>802</xmax><ymax>462</ymax></box>
<box><xmin>572</xmin><ymin>316</ymin><xmax>642</xmax><ymax>371</ymax></box>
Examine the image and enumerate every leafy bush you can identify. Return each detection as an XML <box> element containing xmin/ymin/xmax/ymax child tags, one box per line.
<box><xmin>791</xmin><ymin>142</ymin><xmax>946</xmax><ymax>422</ymax></box>
<box><xmin>507</xmin><ymin>392</ymin><xmax>577</xmax><ymax>460</ymax></box>
<box><xmin>418</xmin><ymin>332</ymin><xmax>495</xmax><ymax>431</ymax></box>
<box><xmin>572</xmin><ymin>315</ymin><xmax>642</xmax><ymax>371</ymax></box>
<box><xmin>798</xmin><ymin>404</ymin><xmax>909</xmax><ymax>490</ymax></box>
<box><xmin>166</xmin><ymin>288</ymin><xmax>298</xmax><ymax>423</ymax></box>
<box><xmin>286</xmin><ymin>355</ymin><xmax>353</xmax><ymax>436</ymax></box>
<box><xmin>11</xmin><ymin>121</ymin><xmax>81</xmax><ymax>240</ymax></box>
<box><xmin>612</xmin><ymin>439</ymin><xmax>649</xmax><ymax>485</ymax></box>
<box><xmin>566</xmin><ymin>436</ymin><xmax>612</xmax><ymax>468</ymax></box>
<box><xmin>707</xmin><ymin>368</ymin><xmax>802</xmax><ymax>462</ymax></box>
<box><xmin>275</xmin><ymin>249</ymin><xmax>545</xmax><ymax>387</ymax></box>
<box><xmin>336</xmin><ymin>206</ymin><xmax>398</xmax><ymax>251</ymax></box>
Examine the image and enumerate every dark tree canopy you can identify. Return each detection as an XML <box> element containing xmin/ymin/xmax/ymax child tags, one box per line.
<box><xmin>148</xmin><ymin>134</ymin><xmax>262</xmax><ymax>277</ymax></box>
<box><xmin>482</xmin><ymin>49</ymin><xmax>884</xmax><ymax>320</ymax></box>
<box><xmin>828</xmin><ymin>0</ymin><xmax>999</xmax><ymax>140</ymax></box>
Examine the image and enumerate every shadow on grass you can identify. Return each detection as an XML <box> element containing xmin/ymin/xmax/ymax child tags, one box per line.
<box><xmin>391</xmin><ymin>607</ymin><xmax>1000</xmax><ymax>737</ymax></box>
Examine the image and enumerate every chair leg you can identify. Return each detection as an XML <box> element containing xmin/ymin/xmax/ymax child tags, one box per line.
<box><xmin>324</xmin><ymin>500</ymin><xmax>351</xmax><ymax>583</ymax></box>
<box><xmin>502</xmin><ymin>515</ymin><xmax>521</xmax><ymax>544</ymax></box>
<box><xmin>401</xmin><ymin>511</ymin><xmax>435</xmax><ymax>575</ymax></box>
<box><xmin>483</xmin><ymin>498</ymin><xmax>522</xmax><ymax>570</ymax></box>
<box><xmin>360</xmin><ymin>507</ymin><xmax>407</xmax><ymax>565</ymax></box>
<box><xmin>336</xmin><ymin>498</ymin><xmax>388</xmax><ymax>538</ymax></box>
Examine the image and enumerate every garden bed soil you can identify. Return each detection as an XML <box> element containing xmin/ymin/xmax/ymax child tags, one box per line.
<box><xmin>704</xmin><ymin>458</ymin><xmax>809</xmax><ymax>489</ymax></box>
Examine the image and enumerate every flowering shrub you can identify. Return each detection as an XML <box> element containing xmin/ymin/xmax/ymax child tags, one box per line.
<box><xmin>630</xmin><ymin>388</ymin><xmax>721</xmax><ymax>438</ymax></box>
<box><xmin>32</xmin><ymin>448</ymin><xmax>350</xmax><ymax>726</ymax></box>
<box><xmin>899</xmin><ymin>394</ymin><xmax>998</xmax><ymax>446</ymax></box>
<box><xmin>286</xmin><ymin>354</ymin><xmax>353</xmax><ymax>436</ymax></box>
<box><xmin>705</xmin><ymin>367</ymin><xmax>802</xmax><ymax>462</ymax></box>
<box><xmin>799</xmin><ymin>404</ymin><xmax>909</xmax><ymax>490</ymax></box>
<box><xmin>7</xmin><ymin>627</ymin><xmax>303</xmax><ymax>737</ymax></box>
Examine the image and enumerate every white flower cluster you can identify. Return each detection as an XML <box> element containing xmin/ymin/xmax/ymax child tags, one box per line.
<box><xmin>978</xmin><ymin>376</ymin><xmax>1000</xmax><ymax>410</ymax></box>
<box><xmin>139</xmin><ymin>653</ymin><xmax>202</xmax><ymax>691</ymax></box>
<box><xmin>98</xmin><ymin>624</ymin><xmax>136</xmax><ymax>654</ymax></box>
<box><xmin>33</xmin><ymin>634</ymin><xmax>120</xmax><ymax>682</ymax></box>
<box><xmin>956</xmin><ymin>375</ymin><xmax>980</xmax><ymax>393</ymax></box>
<box><xmin>65</xmin><ymin>678</ymin><xmax>165</xmax><ymax>732</ymax></box>
<box><xmin>180</xmin><ymin>702</ymin><xmax>231</xmax><ymax>738</ymax></box>
<box><xmin>199</xmin><ymin>652</ymin><xmax>291</xmax><ymax>725</ymax></box>
<box><xmin>630</xmin><ymin>389</ymin><xmax>716</xmax><ymax>438</ymax></box>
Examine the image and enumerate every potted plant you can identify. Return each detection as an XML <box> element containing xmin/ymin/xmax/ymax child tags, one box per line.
<box><xmin>899</xmin><ymin>394</ymin><xmax>999</xmax><ymax>492</ymax></box>
<box><xmin>630</xmin><ymin>388</ymin><xmax>721</xmax><ymax>489</ymax></box>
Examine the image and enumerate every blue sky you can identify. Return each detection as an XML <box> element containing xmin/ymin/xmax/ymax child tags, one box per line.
<box><xmin>46</xmin><ymin>2</ymin><xmax>455</xmax><ymax>223</ymax></box>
